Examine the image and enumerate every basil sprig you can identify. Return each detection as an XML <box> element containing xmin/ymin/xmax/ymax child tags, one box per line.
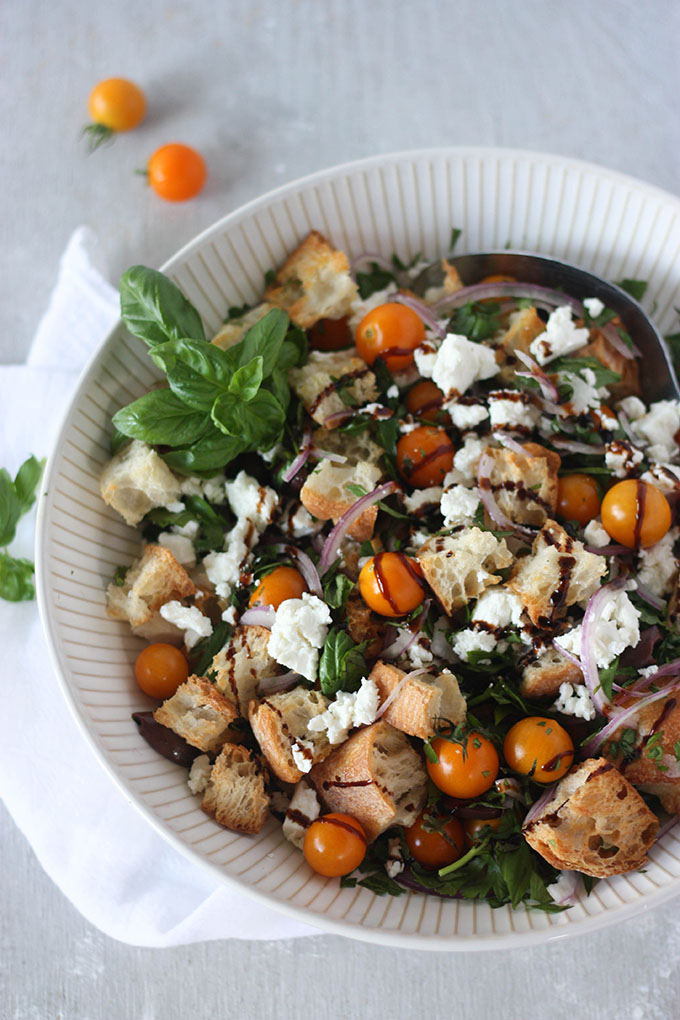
<box><xmin>113</xmin><ymin>267</ymin><xmax>306</xmax><ymax>474</ymax></box>
<box><xmin>318</xmin><ymin>628</ymin><xmax>368</xmax><ymax>698</ymax></box>
<box><xmin>0</xmin><ymin>454</ymin><xmax>45</xmax><ymax>602</ymax></box>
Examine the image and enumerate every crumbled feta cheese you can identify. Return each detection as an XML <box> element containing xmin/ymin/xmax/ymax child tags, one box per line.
<box><xmin>164</xmin><ymin>500</ymin><xmax>186</xmax><ymax>514</ymax></box>
<box><xmin>546</xmin><ymin>870</ymin><xmax>580</xmax><ymax>904</ymax></box>
<box><xmin>420</xmin><ymin>333</ymin><xmax>499</xmax><ymax>397</ymax></box>
<box><xmin>488</xmin><ymin>395</ymin><xmax>540</xmax><ymax>431</ymax></box>
<box><xmin>221</xmin><ymin>604</ymin><xmax>238</xmax><ymax>625</ymax></box>
<box><xmin>637</xmin><ymin>527</ymin><xmax>679</xmax><ymax>597</ymax></box>
<box><xmin>291</xmin><ymin>740</ymin><xmax>314</xmax><ymax>773</ymax></box>
<box><xmin>173</xmin><ymin>519</ymin><xmax>200</xmax><ymax>540</ymax></box>
<box><xmin>268</xmin><ymin>592</ymin><xmax>332</xmax><ymax>681</ymax></box>
<box><xmin>307</xmin><ymin>677</ymin><xmax>379</xmax><ymax>744</ymax></box>
<box><xmin>583</xmin><ymin>518</ymin><xmax>610</xmax><ymax>548</ymax></box>
<box><xmin>159</xmin><ymin>601</ymin><xmax>213</xmax><ymax>650</ymax></box>
<box><xmin>400</xmin><ymin>420</ymin><xmax>421</xmax><ymax>434</ymax></box>
<box><xmin>406</xmin><ymin>635</ymin><xmax>434</xmax><ymax>670</ymax></box>
<box><xmin>471</xmin><ymin>588</ymin><xmax>524</xmax><ymax>629</ymax></box>
<box><xmin>157</xmin><ymin>532</ymin><xmax>196</xmax><ymax>566</ymax></box>
<box><xmin>444</xmin><ymin>434</ymin><xmax>488</xmax><ymax>487</ymax></box>
<box><xmin>386</xmin><ymin>384</ymin><xmax>399</xmax><ymax>399</ymax></box>
<box><xmin>598</xmin><ymin>407</ymin><xmax>619</xmax><ymax>431</ymax></box>
<box><xmin>361</xmin><ymin>402</ymin><xmax>390</xmax><ymax>416</ymax></box>
<box><xmin>413</xmin><ymin>342</ymin><xmax>438</xmax><ymax>379</ymax></box>
<box><xmin>409</xmin><ymin>528</ymin><xmax>432</xmax><ymax>551</ymax></box>
<box><xmin>282</xmin><ymin>781</ymin><xmax>320</xmax><ymax>848</ymax></box>
<box><xmin>452</xmin><ymin>628</ymin><xmax>498</xmax><ymax>660</ymax></box>
<box><xmin>202</xmin><ymin>475</ymin><xmax>227</xmax><ymax>504</ymax></box>
<box><xmin>641</xmin><ymin>463</ymin><xmax>680</xmax><ymax>493</ymax></box>
<box><xmin>385</xmin><ymin>836</ymin><xmax>405</xmax><ymax>879</ymax></box>
<box><xmin>553</xmin><ymin>682</ymin><xmax>596</xmax><ymax>721</ymax></box>
<box><xmin>583</xmin><ymin>297</ymin><xmax>605</xmax><ymax>318</ymax></box>
<box><xmin>557</xmin><ymin>369</ymin><xmax>602</xmax><ymax>415</ymax></box>
<box><xmin>529</xmin><ymin>305</ymin><xmax>590</xmax><ymax>365</ymax></box>
<box><xmin>187</xmin><ymin>754</ymin><xmax>212</xmax><ymax>795</ymax></box>
<box><xmin>556</xmin><ymin>590</ymin><xmax>641</xmax><ymax>668</ymax></box>
<box><xmin>289</xmin><ymin>504</ymin><xmax>323</xmax><ymax>538</ymax></box>
<box><xmin>179</xmin><ymin>477</ymin><xmax>204</xmax><ymax>497</ymax></box>
<box><xmin>447</xmin><ymin>401</ymin><xmax>489</xmax><ymax>430</ymax></box>
<box><xmin>440</xmin><ymin>484</ymin><xmax>481</xmax><ymax>527</ymax></box>
<box><xmin>225</xmin><ymin>470</ymin><xmax>278</xmax><ymax>531</ymax></box>
<box><xmin>203</xmin><ymin>518</ymin><xmax>253</xmax><ymax>598</ymax></box>
<box><xmin>260</xmin><ymin>444</ymin><xmax>281</xmax><ymax>464</ymax></box>
<box><xmin>639</xmin><ymin>664</ymin><xmax>659</xmax><ymax>679</ymax></box>
<box><xmin>617</xmin><ymin>396</ymin><xmax>646</xmax><ymax>422</ymax></box>
<box><xmin>605</xmin><ymin>440</ymin><xmax>644</xmax><ymax>479</ymax></box>
<box><xmin>631</xmin><ymin>400</ymin><xmax>680</xmax><ymax>464</ymax></box>
<box><xmin>404</xmin><ymin>487</ymin><xmax>443</xmax><ymax>514</ymax></box>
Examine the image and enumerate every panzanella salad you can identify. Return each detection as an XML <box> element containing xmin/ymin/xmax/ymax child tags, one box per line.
<box><xmin>101</xmin><ymin>230</ymin><xmax>680</xmax><ymax>911</ymax></box>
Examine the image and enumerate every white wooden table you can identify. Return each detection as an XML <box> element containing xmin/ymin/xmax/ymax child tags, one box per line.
<box><xmin>2</xmin><ymin>1</ymin><xmax>679</xmax><ymax>1017</ymax></box>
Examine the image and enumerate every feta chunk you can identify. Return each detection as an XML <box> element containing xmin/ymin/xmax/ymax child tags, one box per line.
<box><xmin>445</xmin><ymin>434</ymin><xmax>488</xmax><ymax>486</ymax></box>
<box><xmin>268</xmin><ymin>592</ymin><xmax>332</xmax><ymax>681</ymax></box>
<box><xmin>225</xmin><ymin>470</ymin><xmax>278</xmax><ymax>531</ymax></box>
<box><xmin>529</xmin><ymin>305</ymin><xmax>590</xmax><ymax>365</ymax></box>
<box><xmin>605</xmin><ymin>440</ymin><xmax>644</xmax><ymax>479</ymax></box>
<box><xmin>583</xmin><ymin>518</ymin><xmax>610</xmax><ymax>548</ymax></box>
<box><xmin>307</xmin><ymin>677</ymin><xmax>379</xmax><ymax>744</ymax></box>
<box><xmin>451</xmin><ymin>628</ymin><xmax>498</xmax><ymax>660</ymax></box>
<box><xmin>641</xmin><ymin>463</ymin><xmax>680</xmax><ymax>493</ymax></box>
<box><xmin>282</xmin><ymin>781</ymin><xmax>321</xmax><ymax>848</ymax></box>
<box><xmin>617</xmin><ymin>396</ymin><xmax>646</xmax><ymax>422</ymax></box>
<box><xmin>287</xmin><ymin>504</ymin><xmax>323</xmax><ymax>538</ymax></box>
<box><xmin>631</xmin><ymin>400</ymin><xmax>680</xmax><ymax>463</ymax></box>
<box><xmin>221</xmin><ymin>604</ymin><xmax>238</xmax><ymax>625</ymax></box>
<box><xmin>488</xmin><ymin>393</ymin><xmax>539</xmax><ymax>431</ymax></box>
<box><xmin>448</xmin><ymin>401</ymin><xmax>489</xmax><ymax>429</ymax></box>
<box><xmin>557</xmin><ymin>368</ymin><xmax>603</xmax><ymax>415</ymax></box>
<box><xmin>159</xmin><ymin>601</ymin><xmax>213</xmax><ymax>650</ymax></box>
<box><xmin>471</xmin><ymin>588</ymin><xmax>524</xmax><ymax>629</ymax></box>
<box><xmin>419</xmin><ymin>333</ymin><xmax>499</xmax><ymax>397</ymax></box>
<box><xmin>291</xmin><ymin>740</ymin><xmax>314</xmax><ymax>773</ymax></box>
<box><xmin>385</xmin><ymin>836</ymin><xmax>405</xmax><ymax>878</ymax></box>
<box><xmin>583</xmin><ymin>297</ymin><xmax>605</xmax><ymax>318</ymax></box>
<box><xmin>404</xmin><ymin>487</ymin><xmax>443</xmax><ymax>514</ymax></box>
<box><xmin>553</xmin><ymin>682</ymin><xmax>596</xmax><ymax>721</ymax></box>
<box><xmin>637</xmin><ymin>527</ymin><xmax>679</xmax><ymax>597</ymax></box>
<box><xmin>440</xmin><ymin>484</ymin><xmax>481</xmax><ymax>528</ymax></box>
<box><xmin>386</xmin><ymin>384</ymin><xmax>399</xmax><ymax>399</ymax></box>
<box><xmin>405</xmin><ymin>634</ymin><xmax>434</xmax><ymax>670</ymax></box>
<box><xmin>187</xmin><ymin>754</ymin><xmax>212</xmax><ymax>795</ymax></box>
<box><xmin>157</xmin><ymin>532</ymin><xmax>196</xmax><ymax>567</ymax></box>
<box><xmin>203</xmin><ymin>518</ymin><xmax>254</xmax><ymax>598</ymax></box>
<box><xmin>556</xmin><ymin>590</ymin><xmax>641</xmax><ymax>668</ymax></box>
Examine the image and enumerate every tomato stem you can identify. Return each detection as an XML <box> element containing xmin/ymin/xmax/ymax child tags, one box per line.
<box><xmin>81</xmin><ymin>122</ymin><xmax>114</xmax><ymax>153</ymax></box>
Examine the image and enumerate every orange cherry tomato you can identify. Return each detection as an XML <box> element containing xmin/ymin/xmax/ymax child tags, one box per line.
<box><xmin>303</xmin><ymin>813</ymin><xmax>367</xmax><ymax>877</ymax></box>
<box><xmin>88</xmin><ymin>78</ymin><xmax>146</xmax><ymax>132</ymax></box>
<box><xmin>396</xmin><ymin>425</ymin><xmax>455</xmax><ymax>487</ymax></box>
<box><xmin>426</xmin><ymin>732</ymin><xmax>499</xmax><ymax>799</ymax></box>
<box><xmin>147</xmin><ymin>144</ymin><xmax>207</xmax><ymax>202</ymax></box>
<box><xmin>355</xmin><ymin>303</ymin><xmax>425</xmax><ymax>372</ymax></box>
<box><xmin>358</xmin><ymin>552</ymin><xmax>426</xmax><ymax>617</ymax></box>
<box><xmin>405</xmin><ymin>810</ymin><xmax>465</xmax><ymax>870</ymax></box>
<box><xmin>463</xmin><ymin>816</ymin><xmax>504</xmax><ymax>848</ymax></box>
<box><xmin>503</xmin><ymin>717</ymin><xmax>574</xmax><ymax>784</ymax></box>
<box><xmin>250</xmin><ymin>565</ymin><xmax>307</xmax><ymax>610</ymax></box>
<box><xmin>405</xmin><ymin>380</ymin><xmax>448</xmax><ymax>422</ymax></box>
<box><xmin>556</xmin><ymin>473</ymin><xmax>601</xmax><ymax>526</ymax></box>
<box><xmin>135</xmin><ymin>643</ymin><xmax>188</xmax><ymax>699</ymax></box>
<box><xmin>600</xmin><ymin>479</ymin><xmax>671</xmax><ymax>549</ymax></box>
<box><xmin>308</xmin><ymin>316</ymin><xmax>353</xmax><ymax>351</ymax></box>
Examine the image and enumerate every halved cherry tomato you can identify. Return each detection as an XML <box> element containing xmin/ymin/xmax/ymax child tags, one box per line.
<box><xmin>88</xmin><ymin>78</ymin><xmax>146</xmax><ymax>132</ymax></box>
<box><xmin>135</xmin><ymin>643</ymin><xmax>188</xmax><ymax>699</ymax></box>
<box><xmin>355</xmin><ymin>303</ymin><xmax>425</xmax><ymax>372</ymax></box>
<box><xmin>503</xmin><ymin>717</ymin><xmax>574</xmax><ymax>784</ymax></box>
<box><xmin>396</xmin><ymin>425</ymin><xmax>455</xmax><ymax>487</ymax></box>
<box><xmin>308</xmin><ymin>317</ymin><xmax>353</xmax><ymax>351</ymax></box>
<box><xmin>405</xmin><ymin>380</ymin><xmax>448</xmax><ymax>422</ymax></box>
<box><xmin>426</xmin><ymin>732</ymin><xmax>499</xmax><ymax>799</ymax></box>
<box><xmin>250</xmin><ymin>565</ymin><xmax>307</xmax><ymax>610</ymax></box>
<box><xmin>358</xmin><ymin>552</ymin><xmax>426</xmax><ymax>617</ymax></box>
<box><xmin>147</xmin><ymin>143</ymin><xmax>206</xmax><ymax>202</ymax></box>
<box><xmin>405</xmin><ymin>810</ymin><xmax>464</xmax><ymax>869</ymax></box>
<box><xmin>600</xmin><ymin>479</ymin><xmax>671</xmax><ymax>549</ymax></box>
<box><xmin>556</xmin><ymin>473</ymin><xmax>601</xmax><ymax>526</ymax></box>
<box><xmin>303</xmin><ymin>813</ymin><xmax>367</xmax><ymax>877</ymax></box>
<box><xmin>463</xmin><ymin>816</ymin><xmax>504</xmax><ymax>848</ymax></box>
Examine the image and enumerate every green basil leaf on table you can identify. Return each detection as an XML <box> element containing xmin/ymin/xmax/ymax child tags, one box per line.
<box><xmin>319</xmin><ymin>628</ymin><xmax>368</xmax><ymax>698</ymax></box>
<box><xmin>120</xmin><ymin>266</ymin><xmax>206</xmax><ymax>347</ymax></box>
<box><xmin>13</xmin><ymin>455</ymin><xmax>45</xmax><ymax>515</ymax></box>
<box><xmin>0</xmin><ymin>551</ymin><xmax>35</xmax><ymax>602</ymax></box>
<box><xmin>113</xmin><ymin>389</ymin><xmax>210</xmax><ymax>446</ymax></box>
<box><xmin>0</xmin><ymin>469</ymin><xmax>23</xmax><ymax>547</ymax></box>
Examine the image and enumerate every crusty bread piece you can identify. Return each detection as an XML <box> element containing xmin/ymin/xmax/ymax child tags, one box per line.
<box><xmin>289</xmin><ymin>349</ymin><xmax>378</xmax><ymax>426</ymax></box>
<box><xmin>508</xmin><ymin>519</ymin><xmax>606</xmax><ymax>629</ymax></box>
<box><xmin>100</xmin><ymin>440</ymin><xmax>181</xmax><ymax>526</ymax></box>
<box><xmin>154</xmin><ymin>675</ymin><xmax>239</xmax><ymax>752</ymax></box>
<box><xmin>523</xmin><ymin>758</ymin><xmax>658</xmax><ymax>877</ymax></box>
<box><xmin>369</xmin><ymin>661</ymin><xmax>466</xmax><ymax>739</ymax></box>
<box><xmin>264</xmin><ymin>230</ymin><xmax>358</xmax><ymax>328</ymax></box>
<box><xmin>106</xmin><ymin>544</ymin><xmax>198</xmax><ymax>629</ymax></box>
<box><xmin>201</xmin><ymin>743</ymin><xmax>270</xmax><ymax>834</ymax></box>
<box><xmin>575</xmin><ymin>327</ymin><xmax>640</xmax><ymax>400</ymax></box>
<box><xmin>483</xmin><ymin>442</ymin><xmax>561</xmax><ymax>527</ymax></box>
<box><xmin>211</xmin><ymin>624</ymin><xmax>280</xmax><ymax>715</ymax></box>
<box><xmin>345</xmin><ymin>592</ymin><xmax>386</xmax><ymax>660</ymax></box>
<box><xmin>300</xmin><ymin>458</ymin><xmax>382</xmax><ymax>541</ymax></box>
<box><xmin>497</xmin><ymin>307</ymin><xmax>547</xmax><ymax>385</ymax></box>
<box><xmin>312</xmin><ymin>426</ymin><xmax>383</xmax><ymax>466</ymax></box>
<box><xmin>211</xmin><ymin>302</ymin><xmax>272</xmax><ymax>350</ymax></box>
<box><xmin>309</xmin><ymin>720</ymin><xmax>427</xmax><ymax>842</ymax></box>
<box><xmin>282</xmin><ymin>779</ymin><xmax>321</xmax><ymax>849</ymax></box>
<box><xmin>520</xmin><ymin>646</ymin><xmax>584</xmax><ymax>698</ymax></box>
<box><xmin>248</xmin><ymin>686</ymin><xmax>331</xmax><ymax>783</ymax></box>
<box><xmin>612</xmin><ymin>694</ymin><xmax>680</xmax><ymax>815</ymax></box>
<box><xmin>416</xmin><ymin>527</ymin><xmax>513</xmax><ymax>615</ymax></box>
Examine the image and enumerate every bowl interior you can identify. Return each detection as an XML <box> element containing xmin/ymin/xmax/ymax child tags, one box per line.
<box><xmin>37</xmin><ymin>147</ymin><xmax>680</xmax><ymax>949</ymax></box>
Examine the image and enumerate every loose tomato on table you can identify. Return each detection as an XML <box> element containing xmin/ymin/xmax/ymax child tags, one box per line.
<box><xmin>396</xmin><ymin>425</ymin><xmax>455</xmax><ymax>487</ymax></box>
<box><xmin>249</xmin><ymin>565</ymin><xmax>307</xmax><ymax>610</ymax></box>
<box><xmin>405</xmin><ymin>810</ymin><xmax>464</xmax><ymax>870</ymax></box>
<box><xmin>358</xmin><ymin>552</ymin><xmax>426</xmax><ymax>617</ymax></box>
<box><xmin>556</xmin><ymin>473</ymin><xmax>601</xmax><ymax>526</ymax></box>
<box><xmin>405</xmin><ymin>380</ymin><xmax>448</xmax><ymax>422</ymax></box>
<box><xmin>303</xmin><ymin>813</ymin><xmax>367</xmax><ymax>877</ymax></box>
<box><xmin>146</xmin><ymin>143</ymin><xmax>207</xmax><ymax>202</ymax></box>
<box><xmin>84</xmin><ymin>77</ymin><xmax>146</xmax><ymax>149</ymax></box>
<box><xmin>135</xmin><ymin>642</ymin><xmax>188</xmax><ymax>699</ymax></box>
<box><xmin>600</xmin><ymin>478</ymin><xmax>671</xmax><ymax>549</ymax></box>
<box><xmin>426</xmin><ymin>731</ymin><xmax>499</xmax><ymax>799</ymax></box>
<box><xmin>355</xmin><ymin>303</ymin><xmax>425</xmax><ymax>372</ymax></box>
<box><xmin>503</xmin><ymin>716</ymin><xmax>574</xmax><ymax>783</ymax></box>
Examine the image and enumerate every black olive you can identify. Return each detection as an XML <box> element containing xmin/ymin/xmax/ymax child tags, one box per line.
<box><xmin>131</xmin><ymin>711</ymin><xmax>200</xmax><ymax>768</ymax></box>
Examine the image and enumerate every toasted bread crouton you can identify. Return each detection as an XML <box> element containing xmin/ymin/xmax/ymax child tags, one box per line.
<box><xmin>345</xmin><ymin>592</ymin><xmax>386</xmax><ymax>660</ymax></box>
<box><xmin>610</xmin><ymin>694</ymin><xmax>680</xmax><ymax>815</ymax></box>
<box><xmin>201</xmin><ymin>743</ymin><xmax>270</xmax><ymax>834</ymax></box>
<box><xmin>211</xmin><ymin>625</ymin><xmax>279</xmax><ymax>715</ymax></box>
<box><xmin>248</xmin><ymin>686</ymin><xmax>331</xmax><ymax>783</ymax></box>
<box><xmin>312</xmin><ymin>426</ymin><xmax>383</xmax><ymax>466</ymax></box>
<box><xmin>264</xmin><ymin>230</ymin><xmax>358</xmax><ymax>328</ymax></box>
<box><xmin>416</xmin><ymin>527</ymin><xmax>513</xmax><ymax>615</ymax></box>
<box><xmin>154</xmin><ymin>675</ymin><xmax>239</xmax><ymax>752</ymax></box>
<box><xmin>575</xmin><ymin>327</ymin><xmax>640</xmax><ymax>400</ymax></box>
<box><xmin>508</xmin><ymin>519</ymin><xmax>606</xmax><ymax>629</ymax></box>
<box><xmin>520</xmin><ymin>645</ymin><xmax>584</xmax><ymax>698</ymax></box>
<box><xmin>523</xmin><ymin>758</ymin><xmax>659</xmax><ymax>876</ymax></box>
<box><xmin>106</xmin><ymin>544</ymin><xmax>198</xmax><ymax>629</ymax></box>
<box><xmin>309</xmin><ymin>720</ymin><xmax>427</xmax><ymax>842</ymax></box>
<box><xmin>211</xmin><ymin>303</ymin><xmax>273</xmax><ymax>351</ymax></box>
<box><xmin>300</xmin><ymin>458</ymin><xmax>382</xmax><ymax>541</ymax></box>
<box><xmin>282</xmin><ymin>779</ymin><xmax>321</xmax><ymax>848</ymax></box>
<box><xmin>289</xmin><ymin>349</ymin><xmax>378</xmax><ymax>427</ymax></box>
<box><xmin>100</xmin><ymin>440</ymin><xmax>181</xmax><ymax>527</ymax></box>
<box><xmin>497</xmin><ymin>308</ymin><xmax>547</xmax><ymax>385</ymax></box>
<box><xmin>369</xmin><ymin>661</ymin><xmax>466</xmax><ymax>739</ymax></box>
<box><xmin>482</xmin><ymin>442</ymin><xmax>561</xmax><ymax>527</ymax></box>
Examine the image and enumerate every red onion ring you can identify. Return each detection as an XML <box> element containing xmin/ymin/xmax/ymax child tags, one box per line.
<box><xmin>523</xmin><ymin>783</ymin><xmax>559</xmax><ymax>827</ymax></box>
<box><xmin>269</xmin><ymin>542</ymin><xmax>323</xmax><ymax>598</ymax></box>
<box><xmin>494</xmin><ymin>430</ymin><xmax>529</xmax><ymax>458</ymax></box>
<box><xmin>258</xmin><ymin>671</ymin><xmax>299</xmax><ymax>695</ymax></box>
<box><xmin>318</xmin><ymin>481</ymin><xmax>400</xmax><ymax>575</ymax></box>
<box><xmin>477</xmin><ymin>452</ymin><xmax>536</xmax><ymax>538</ymax></box>
<box><xmin>239</xmin><ymin>605</ymin><xmax>276</xmax><ymax>628</ymax></box>
<box><xmin>382</xmin><ymin>600</ymin><xmax>431</xmax><ymax>660</ymax></box>
<box><xmin>282</xmin><ymin>428</ymin><xmax>312</xmax><ymax>483</ymax></box>
<box><xmin>351</xmin><ymin>252</ymin><xmax>394</xmax><ymax>275</ymax></box>
<box><xmin>579</xmin><ymin>579</ymin><xmax>629</xmax><ymax>714</ymax></box>
<box><xmin>514</xmin><ymin>350</ymin><xmax>560</xmax><ymax>402</ymax></box>
<box><xmin>552</xmin><ymin>639</ymin><xmax>584</xmax><ymax>672</ymax></box>
<box><xmin>394</xmin><ymin>293</ymin><xmax>446</xmax><ymax>339</ymax></box>
<box><xmin>583</xmin><ymin>681</ymin><xmax>680</xmax><ymax>756</ymax></box>
<box><xmin>375</xmin><ymin>667</ymin><xmax>430</xmax><ymax>719</ymax></box>
<box><xmin>551</xmin><ymin>437</ymin><xmax>606</xmax><ymax>455</ymax></box>
<box><xmin>628</xmin><ymin>654</ymin><xmax>680</xmax><ymax>692</ymax></box>
<box><xmin>634</xmin><ymin>581</ymin><xmax>666</xmax><ymax>613</ymax></box>
<box><xmin>617</xmin><ymin>409</ymin><xmax>638</xmax><ymax>445</ymax></box>
<box><xmin>309</xmin><ymin>446</ymin><xmax>348</xmax><ymax>464</ymax></box>
<box><xmin>657</xmin><ymin>815</ymin><xmax>680</xmax><ymax>841</ymax></box>
<box><xmin>584</xmin><ymin>543</ymin><xmax>630</xmax><ymax>556</ymax></box>
<box><xmin>600</xmin><ymin>322</ymin><xmax>641</xmax><ymax>360</ymax></box>
<box><xmin>322</xmin><ymin>409</ymin><xmax>355</xmax><ymax>428</ymax></box>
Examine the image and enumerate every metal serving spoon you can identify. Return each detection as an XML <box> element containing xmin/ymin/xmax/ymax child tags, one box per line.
<box><xmin>411</xmin><ymin>250</ymin><xmax>680</xmax><ymax>403</ymax></box>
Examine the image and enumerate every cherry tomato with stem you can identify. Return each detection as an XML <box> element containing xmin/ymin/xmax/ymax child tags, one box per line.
<box><xmin>356</xmin><ymin>303</ymin><xmax>425</xmax><ymax>372</ymax></box>
<box><xmin>303</xmin><ymin>813</ymin><xmax>367</xmax><ymax>877</ymax></box>
<box><xmin>600</xmin><ymin>479</ymin><xmax>671</xmax><ymax>549</ymax></box>
<box><xmin>250</xmin><ymin>565</ymin><xmax>307</xmax><ymax>610</ymax></box>
<box><xmin>84</xmin><ymin>78</ymin><xmax>146</xmax><ymax>150</ymax></box>
<box><xmin>358</xmin><ymin>552</ymin><xmax>426</xmax><ymax>617</ymax></box>
<box><xmin>145</xmin><ymin>143</ymin><xmax>207</xmax><ymax>202</ymax></box>
<box><xmin>426</xmin><ymin>731</ymin><xmax>500</xmax><ymax>799</ymax></box>
<box><xmin>503</xmin><ymin>716</ymin><xmax>574</xmax><ymax>783</ymax></box>
<box><xmin>405</xmin><ymin>810</ymin><xmax>465</xmax><ymax>870</ymax></box>
<box><xmin>135</xmin><ymin>643</ymin><xmax>188</xmax><ymax>699</ymax></box>
<box><xmin>396</xmin><ymin>425</ymin><xmax>455</xmax><ymax>487</ymax></box>
<box><xmin>556</xmin><ymin>473</ymin><xmax>601</xmax><ymax>526</ymax></box>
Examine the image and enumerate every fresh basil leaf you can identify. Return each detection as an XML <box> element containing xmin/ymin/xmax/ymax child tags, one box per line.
<box><xmin>213</xmin><ymin>389</ymin><xmax>285</xmax><ymax>449</ymax></box>
<box><xmin>237</xmin><ymin>308</ymin><xmax>289</xmax><ymax>377</ymax></box>
<box><xmin>143</xmin><ymin>507</ymin><xmax>194</xmax><ymax>529</ymax></box>
<box><xmin>278</xmin><ymin>325</ymin><xmax>308</xmax><ymax>369</ymax></box>
<box><xmin>151</xmin><ymin>339</ymin><xmax>236</xmax><ymax>411</ymax></box>
<box><xmin>183</xmin><ymin>494</ymin><xmax>225</xmax><ymax>550</ymax></box>
<box><xmin>113</xmin><ymin>389</ymin><xmax>210</xmax><ymax>446</ymax></box>
<box><xmin>162</xmin><ymin>428</ymin><xmax>246</xmax><ymax>475</ymax></box>
<box><xmin>189</xmin><ymin>620</ymin><xmax>233</xmax><ymax>677</ymax></box>
<box><xmin>319</xmin><ymin>629</ymin><xmax>368</xmax><ymax>698</ymax></box>
<box><xmin>617</xmin><ymin>278</ymin><xmax>648</xmax><ymax>302</ymax></box>
<box><xmin>229</xmin><ymin>356</ymin><xmax>264</xmax><ymax>402</ymax></box>
<box><xmin>356</xmin><ymin>871</ymin><xmax>405</xmax><ymax>897</ymax></box>
<box><xmin>449</xmin><ymin>226</ymin><xmax>462</xmax><ymax>252</ymax></box>
<box><xmin>211</xmin><ymin>392</ymin><xmax>244</xmax><ymax>437</ymax></box>
<box><xmin>13</xmin><ymin>455</ymin><xmax>45</xmax><ymax>515</ymax></box>
<box><xmin>356</xmin><ymin>262</ymin><xmax>397</xmax><ymax>300</ymax></box>
<box><xmin>113</xmin><ymin>565</ymin><xmax>128</xmax><ymax>586</ymax></box>
<box><xmin>499</xmin><ymin>840</ymin><xmax>535</xmax><ymax>909</ymax></box>
<box><xmin>550</xmin><ymin>356</ymin><xmax>621</xmax><ymax>388</ymax></box>
<box><xmin>0</xmin><ymin>551</ymin><xmax>35</xmax><ymax>602</ymax></box>
<box><xmin>110</xmin><ymin>427</ymin><xmax>129</xmax><ymax>454</ymax></box>
<box><xmin>323</xmin><ymin>572</ymin><xmax>355</xmax><ymax>609</ymax></box>
<box><xmin>263</xmin><ymin>368</ymin><xmax>291</xmax><ymax>412</ymax></box>
<box><xmin>120</xmin><ymin>266</ymin><xmax>205</xmax><ymax>347</ymax></box>
<box><xmin>0</xmin><ymin>469</ymin><xmax>23</xmax><ymax>546</ymax></box>
<box><xmin>448</xmin><ymin>300</ymin><xmax>501</xmax><ymax>342</ymax></box>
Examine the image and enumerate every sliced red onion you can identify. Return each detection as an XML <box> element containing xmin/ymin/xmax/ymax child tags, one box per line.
<box><xmin>633</xmin><ymin>581</ymin><xmax>666</xmax><ymax>613</ymax></box>
<box><xmin>611</xmin><ymin>683</ymin><xmax>653</xmax><ymax>698</ymax></box>
<box><xmin>523</xmin><ymin>783</ymin><xmax>559</xmax><ymax>827</ymax></box>
<box><xmin>494</xmin><ymin>430</ymin><xmax>529</xmax><ymax>458</ymax></box>
<box><xmin>579</xmin><ymin>579</ymin><xmax>629</xmax><ymax>715</ymax></box>
<box><xmin>514</xmin><ymin>350</ymin><xmax>560</xmax><ymax>402</ymax></box>
<box><xmin>258</xmin><ymin>671</ymin><xmax>299</xmax><ymax>695</ymax></box>
<box><xmin>322</xmin><ymin>409</ymin><xmax>354</xmax><ymax>428</ymax></box>
<box><xmin>375</xmin><ymin>667</ymin><xmax>430</xmax><ymax>719</ymax></box>
<box><xmin>584</xmin><ymin>543</ymin><xmax>631</xmax><ymax>556</ymax></box>
<box><xmin>382</xmin><ymin>600</ymin><xmax>431</xmax><ymax>660</ymax></box>
<box><xmin>551</xmin><ymin>437</ymin><xmax>606</xmax><ymax>455</ymax></box>
<box><xmin>394</xmin><ymin>293</ymin><xmax>446</xmax><ymax>339</ymax></box>
<box><xmin>549</xmin><ymin>871</ymin><xmax>580</xmax><ymax>905</ymax></box>
<box><xmin>351</xmin><ymin>252</ymin><xmax>394</xmax><ymax>275</ymax></box>
<box><xmin>318</xmin><ymin>480</ymin><xmax>400</xmax><ymax>575</ymax></box>
<box><xmin>657</xmin><ymin>815</ymin><xmax>680</xmax><ymax>840</ymax></box>
<box><xmin>583</xmin><ymin>681</ymin><xmax>680</xmax><ymax>756</ymax></box>
<box><xmin>239</xmin><ymin>605</ymin><xmax>276</xmax><ymax>628</ymax></box>
<box><xmin>268</xmin><ymin>542</ymin><xmax>323</xmax><ymax>598</ymax></box>
<box><xmin>629</xmin><ymin>655</ymin><xmax>680</xmax><ymax>692</ymax></box>
<box><xmin>432</xmin><ymin>281</ymin><xmax>580</xmax><ymax>315</ymax></box>
<box><xmin>477</xmin><ymin>452</ymin><xmax>536</xmax><ymax>538</ymax></box>
<box><xmin>601</xmin><ymin>322</ymin><xmax>640</xmax><ymax>360</ymax></box>
<box><xmin>309</xmin><ymin>446</ymin><xmax>348</xmax><ymax>464</ymax></box>
<box><xmin>282</xmin><ymin>428</ymin><xmax>312</xmax><ymax>483</ymax></box>
<box><xmin>552</xmin><ymin>639</ymin><xmax>584</xmax><ymax>671</ymax></box>
<box><xmin>617</xmin><ymin>409</ymin><xmax>638</xmax><ymax>445</ymax></box>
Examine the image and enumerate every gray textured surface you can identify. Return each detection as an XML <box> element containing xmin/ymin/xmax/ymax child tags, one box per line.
<box><xmin>2</xmin><ymin>1</ymin><xmax>680</xmax><ymax>1017</ymax></box>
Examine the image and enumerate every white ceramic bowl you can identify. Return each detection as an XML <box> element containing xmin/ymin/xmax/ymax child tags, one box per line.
<box><xmin>36</xmin><ymin>147</ymin><xmax>680</xmax><ymax>950</ymax></box>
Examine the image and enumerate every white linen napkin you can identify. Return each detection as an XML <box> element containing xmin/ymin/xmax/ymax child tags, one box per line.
<box><xmin>0</xmin><ymin>228</ymin><xmax>317</xmax><ymax>946</ymax></box>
